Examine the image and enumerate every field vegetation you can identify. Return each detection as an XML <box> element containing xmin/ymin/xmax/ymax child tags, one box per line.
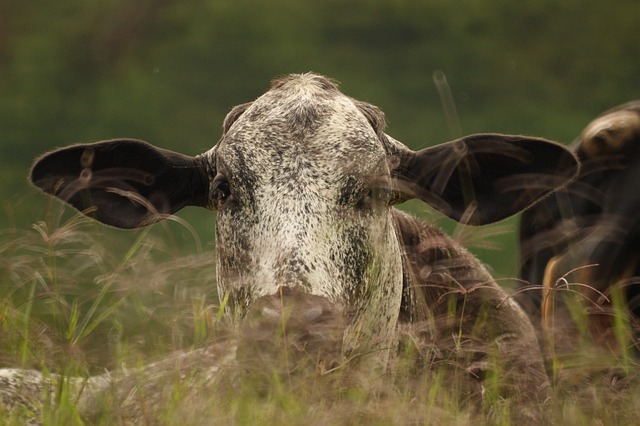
<box><xmin>1</xmin><ymin>1</ymin><xmax>639</xmax><ymax>424</ymax></box>
<box><xmin>1</xmin><ymin>207</ymin><xmax>640</xmax><ymax>425</ymax></box>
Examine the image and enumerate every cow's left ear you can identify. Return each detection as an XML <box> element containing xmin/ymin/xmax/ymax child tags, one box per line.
<box><xmin>390</xmin><ymin>134</ymin><xmax>580</xmax><ymax>225</ymax></box>
<box><xmin>30</xmin><ymin>139</ymin><xmax>212</xmax><ymax>229</ymax></box>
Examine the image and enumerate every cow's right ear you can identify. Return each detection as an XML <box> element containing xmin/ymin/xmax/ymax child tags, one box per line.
<box><xmin>388</xmin><ymin>134</ymin><xmax>580</xmax><ymax>225</ymax></box>
<box><xmin>30</xmin><ymin>139</ymin><xmax>212</xmax><ymax>229</ymax></box>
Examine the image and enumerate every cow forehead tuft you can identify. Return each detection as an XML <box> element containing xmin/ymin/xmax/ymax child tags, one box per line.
<box><xmin>270</xmin><ymin>73</ymin><xmax>341</xmax><ymax>93</ymax></box>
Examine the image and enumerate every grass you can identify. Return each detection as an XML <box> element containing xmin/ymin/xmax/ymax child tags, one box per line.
<box><xmin>1</xmin><ymin>207</ymin><xmax>640</xmax><ymax>425</ymax></box>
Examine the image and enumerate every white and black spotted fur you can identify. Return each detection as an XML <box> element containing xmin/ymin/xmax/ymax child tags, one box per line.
<box><xmin>209</xmin><ymin>77</ymin><xmax>405</xmax><ymax>357</ymax></box>
<box><xmin>6</xmin><ymin>73</ymin><xmax>580</xmax><ymax>422</ymax></box>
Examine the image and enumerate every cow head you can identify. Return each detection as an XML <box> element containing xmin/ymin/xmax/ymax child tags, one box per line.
<box><xmin>31</xmin><ymin>73</ymin><xmax>578</xmax><ymax>364</ymax></box>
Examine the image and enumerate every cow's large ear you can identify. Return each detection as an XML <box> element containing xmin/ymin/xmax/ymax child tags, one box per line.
<box><xmin>389</xmin><ymin>134</ymin><xmax>579</xmax><ymax>225</ymax></box>
<box><xmin>30</xmin><ymin>139</ymin><xmax>212</xmax><ymax>229</ymax></box>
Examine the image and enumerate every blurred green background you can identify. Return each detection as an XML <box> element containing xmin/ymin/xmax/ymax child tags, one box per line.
<box><xmin>1</xmin><ymin>0</ymin><xmax>639</xmax><ymax>279</ymax></box>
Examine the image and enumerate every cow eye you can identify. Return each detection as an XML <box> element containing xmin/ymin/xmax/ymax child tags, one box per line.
<box><xmin>212</xmin><ymin>174</ymin><xmax>231</xmax><ymax>209</ymax></box>
<box><xmin>356</xmin><ymin>186</ymin><xmax>391</xmax><ymax>211</ymax></box>
<box><xmin>368</xmin><ymin>186</ymin><xmax>391</xmax><ymax>206</ymax></box>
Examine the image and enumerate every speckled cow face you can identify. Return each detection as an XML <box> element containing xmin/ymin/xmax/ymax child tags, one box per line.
<box><xmin>202</xmin><ymin>75</ymin><xmax>404</xmax><ymax>347</ymax></box>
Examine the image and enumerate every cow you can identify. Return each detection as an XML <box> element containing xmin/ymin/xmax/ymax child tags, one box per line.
<box><xmin>7</xmin><ymin>73</ymin><xmax>579</xmax><ymax>422</ymax></box>
<box><xmin>520</xmin><ymin>101</ymin><xmax>640</xmax><ymax>356</ymax></box>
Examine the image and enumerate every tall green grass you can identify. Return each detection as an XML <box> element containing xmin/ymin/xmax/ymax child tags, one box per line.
<box><xmin>0</xmin><ymin>205</ymin><xmax>216</xmax><ymax>373</ymax></box>
<box><xmin>1</xmin><ymin>207</ymin><xmax>640</xmax><ymax>425</ymax></box>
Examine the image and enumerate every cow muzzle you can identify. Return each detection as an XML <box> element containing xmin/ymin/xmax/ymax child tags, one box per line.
<box><xmin>236</xmin><ymin>287</ymin><xmax>346</xmax><ymax>376</ymax></box>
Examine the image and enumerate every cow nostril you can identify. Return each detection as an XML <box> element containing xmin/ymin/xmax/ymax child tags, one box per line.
<box><xmin>261</xmin><ymin>306</ymin><xmax>281</xmax><ymax>320</ymax></box>
<box><xmin>302</xmin><ymin>305</ymin><xmax>324</xmax><ymax>322</ymax></box>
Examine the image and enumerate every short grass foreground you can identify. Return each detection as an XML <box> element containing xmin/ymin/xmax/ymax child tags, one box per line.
<box><xmin>1</xmin><ymin>211</ymin><xmax>640</xmax><ymax>425</ymax></box>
